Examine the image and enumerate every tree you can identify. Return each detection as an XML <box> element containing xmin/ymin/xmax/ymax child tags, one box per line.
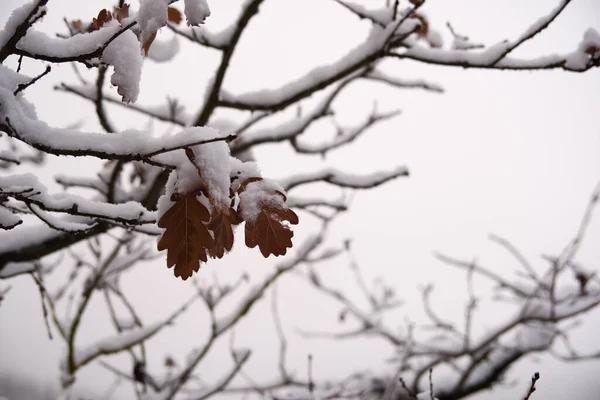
<box><xmin>0</xmin><ymin>0</ymin><xmax>599</xmax><ymax>399</ymax></box>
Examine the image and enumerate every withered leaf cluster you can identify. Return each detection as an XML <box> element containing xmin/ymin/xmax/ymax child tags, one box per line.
<box><xmin>157</xmin><ymin>174</ymin><xmax>298</xmax><ymax>281</ymax></box>
<box><xmin>69</xmin><ymin>4</ymin><xmax>184</xmax><ymax>54</ymax></box>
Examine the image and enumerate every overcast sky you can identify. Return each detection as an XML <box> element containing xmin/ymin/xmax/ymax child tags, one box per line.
<box><xmin>1</xmin><ymin>0</ymin><xmax>599</xmax><ymax>399</ymax></box>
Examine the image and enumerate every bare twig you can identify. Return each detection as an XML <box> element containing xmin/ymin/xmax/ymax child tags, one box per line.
<box><xmin>14</xmin><ymin>65</ymin><xmax>51</xmax><ymax>95</ymax></box>
<box><xmin>523</xmin><ymin>372</ymin><xmax>540</xmax><ymax>400</ymax></box>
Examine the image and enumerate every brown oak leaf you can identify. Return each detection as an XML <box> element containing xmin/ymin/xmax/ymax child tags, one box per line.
<box><xmin>114</xmin><ymin>3</ymin><xmax>130</xmax><ymax>23</ymax></box>
<box><xmin>409</xmin><ymin>12</ymin><xmax>429</xmax><ymax>37</ymax></box>
<box><xmin>90</xmin><ymin>9</ymin><xmax>113</xmax><ymax>32</ymax></box>
<box><xmin>585</xmin><ymin>45</ymin><xmax>599</xmax><ymax>56</ymax></box>
<box><xmin>207</xmin><ymin>207</ymin><xmax>241</xmax><ymax>259</ymax></box>
<box><xmin>243</xmin><ymin>198</ymin><xmax>299</xmax><ymax>258</ymax></box>
<box><xmin>71</xmin><ymin>20</ymin><xmax>83</xmax><ymax>34</ymax></box>
<box><xmin>143</xmin><ymin>32</ymin><xmax>157</xmax><ymax>55</ymax></box>
<box><xmin>168</xmin><ymin>7</ymin><xmax>183</xmax><ymax>24</ymax></box>
<box><xmin>157</xmin><ymin>194</ymin><xmax>214</xmax><ymax>280</ymax></box>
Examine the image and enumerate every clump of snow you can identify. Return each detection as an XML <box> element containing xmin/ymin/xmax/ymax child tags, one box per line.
<box><xmin>0</xmin><ymin>87</ymin><xmax>226</xmax><ymax>159</ymax></box>
<box><xmin>138</xmin><ymin>0</ymin><xmax>169</xmax><ymax>47</ymax></box>
<box><xmin>0</xmin><ymin>173</ymin><xmax>156</xmax><ymax>225</ymax></box>
<box><xmin>238</xmin><ymin>179</ymin><xmax>287</xmax><ymax>223</ymax></box>
<box><xmin>173</xmin><ymin>158</ymin><xmax>204</xmax><ymax>195</ymax></box>
<box><xmin>565</xmin><ymin>28</ymin><xmax>600</xmax><ymax>70</ymax></box>
<box><xmin>229</xmin><ymin>158</ymin><xmax>260</xmax><ymax>192</ymax></box>
<box><xmin>0</xmin><ymin>1</ymin><xmax>39</xmax><ymax>51</ymax></box>
<box><xmin>193</xmin><ymin>24</ymin><xmax>235</xmax><ymax>48</ymax></box>
<box><xmin>452</xmin><ymin>35</ymin><xmax>484</xmax><ymax>51</ymax></box>
<box><xmin>188</xmin><ymin>128</ymin><xmax>231</xmax><ymax>208</ymax></box>
<box><xmin>155</xmin><ymin>127</ymin><xmax>232</xmax><ymax>210</ymax></box>
<box><xmin>184</xmin><ymin>0</ymin><xmax>211</xmax><ymax>26</ymax></box>
<box><xmin>147</xmin><ymin>33</ymin><xmax>180</xmax><ymax>63</ymax></box>
<box><xmin>0</xmin><ymin>66</ymin><xmax>37</xmax><ymax>119</ymax></box>
<box><xmin>427</xmin><ymin>30</ymin><xmax>443</xmax><ymax>48</ymax></box>
<box><xmin>101</xmin><ymin>26</ymin><xmax>143</xmax><ymax>103</ymax></box>
<box><xmin>156</xmin><ymin>167</ymin><xmax>178</xmax><ymax>221</ymax></box>
<box><xmin>0</xmin><ymin>207</ymin><xmax>22</xmax><ymax>229</ymax></box>
<box><xmin>0</xmin><ymin>65</ymin><xmax>30</xmax><ymax>90</ymax></box>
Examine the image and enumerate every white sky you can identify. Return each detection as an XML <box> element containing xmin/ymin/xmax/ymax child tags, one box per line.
<box><xmin>0</xmin><ymin>0</ymin><xmax>599</xmax><ymax>399</ymax></box>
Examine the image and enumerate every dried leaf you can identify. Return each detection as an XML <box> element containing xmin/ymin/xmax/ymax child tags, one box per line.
<box><xmin>90</xmin><ymin>9</ymin><xmax>113</xmax><ymax>32</ymax></box>
<box><xmin>157</xmin><ymin>194</ymin><xmax>214</xmax><ymax>280</ymax></box>
<box><xmin>409</xmin><ymin>12</ymin><xmax>429</xmax><ymax>37</ymax></box>
<box><xmin>71</xmin><ymin>19</ymin><xmax>83</xmax><ymax>33</ymax></box>
<box><xmin>164</xmin><ymin>356</ymin><xmax>177</xmax><ymax>368</ymax></box>
<box><xmin>143</xmin><ymin>32</ymin><xmax>157</xmax><ymax>55</ymax></box>
<box><xmin>585</xmin><ymin>45</ymin><xmax>599</xmax><ymax>55</ymax></box>
<box><xmin>168</xmin><ymin>7</ymin><xmax>183</xmax><ymax>24</ymax></box>
<box><xmin>114</xmin><ymin>3</ymin><xmax>130</xmax><ymax>23</ymax></box>
<box><xmin>207</xmin><ymin>207</ymin><xmax>240</xmax><ymax>259</ymax></box>
<box><xmin>243</xmin><ymin>200</ymin><xmax>299</xmax><ymax>258</ymax></box>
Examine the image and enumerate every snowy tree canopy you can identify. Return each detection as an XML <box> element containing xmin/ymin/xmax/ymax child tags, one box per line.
<box><xmin>0</xmin><ymin>0</ymin><xmax>599</xmax><ymax>399</ymax></box>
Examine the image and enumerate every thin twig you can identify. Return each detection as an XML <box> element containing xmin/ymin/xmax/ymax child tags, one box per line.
<box><xmin>14</xmin><ymin>65</ymin><xmax>51</xmax><ymax>95</ymax></box>
<box><xmin>523</xmin><ymin>372</ymin><xmax>540</xmax><ymax>400</ymax></box>
<box><xmin>30</xmin><ymin>265</ymin><xmax>53</xmax><ymax>340</ymax></box>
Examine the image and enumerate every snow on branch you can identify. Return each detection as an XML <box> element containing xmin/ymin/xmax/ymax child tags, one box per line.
<box><xmin>65</xmin><ymin>284</ymin><xmax>198</xmax><ymax>375</ymax></box>
<box><xmin>287</xmin><ymin>195</ymin><xmax>348</xmax><ymax>212</ymax></box>
<box><xmin>69</xmin><ymin>322</ymin><xmax>165</xmax><ymax>369</ymax></box>
<box><xmin>393</xmin><ymin>0</ymin><xmax>600</xmax><ymax>72</ymax></box>
<box><xmin>0</xmin><ymin>206</ymin><xmax>21</xmax><ymax>230</ymax></box>
<box><xmin>168</xmin><ymin>23</ymin><xmax>234</xmax><ymax>50</ymax></box>
<box><xmin>57</xmin><ymin>83</ymin><xmax>192</xmax><ymax>126</ymax></box>
<box><xmin>0</xmin><ymin>259</ymin><xmax>54</xmax><ymax>279</ymax></box>
<box><xmin>487</xmin><ymin>0</ymin><xmax>573</xmax><ymax>65</ymax></box>
<box><xmin>230</xmin><ymin>104</ymin><xmax>333</xmax><ymax>153</ymax></box>
<box><xmin>0</xmin><ymin>91</ymin><xmax>235</xmax><ymax>163</ymax></box>
<box><xmin>331</xmin><ymin>0</ymin><xmax>394</xmax><ymax>27</ymax></box>
<box><xmin>279</xmin><ymin>165</ymin><xmax>409</xmax><ymax>191</ymax></box>
<box><xmin>0</xmin><ymin>0</ymin><xmax>48</xmax><ymax>63</ymax></box>
<box><xmin>229</xmin><ymin>81</ymin><xmax>347</xmax><ymax>153</ymax></box>
<box><xmin>0</xmin><ymin>173</ymin><xmax>156</xmax><ymax>226</ymax></box>
<box><xmin>291</xmin><ymin>108</ymin><xmax>401</xmax><ymax>155</ymax></box>
<box><xmin>364</xmin><ymin>69</ymin><xmax>444</xmax><ymax>93</ymax></box>
<box><xmin>218</xmin><ymin>18</ymin><xmax>421</xmax><ymax>111</ymax></box>
<box><xmin>15</xmin><ymin>20</ymin><xmax>137</xmax><ymax>65</ymax></box>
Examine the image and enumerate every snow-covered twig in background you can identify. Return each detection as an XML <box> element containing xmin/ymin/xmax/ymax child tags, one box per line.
<box><xmin>0</xmin><ymin>0</ymin><xmax>48</xmax><ymax>63</ymax></box>
<box><xmin>280</xmin><ymin>166</ymin><xmax>409</xmax><ymax>191</ymax></box>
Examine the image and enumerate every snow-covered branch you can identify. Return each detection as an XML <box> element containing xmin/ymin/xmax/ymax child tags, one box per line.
<box><xmin>292</xmin><ymin>109</ymin><xmax>401</xmax><ymax>155</ymax></box>
<box><xmin>0</xmin><ymin>95</ymin><xmax>235</xmax><ymax>163</ymax></box>
<box><xmin>0</xmin><ymin>0</ymin><xmax>48</xmax><ymax>63</ymax></box>
<box><xmin>279</xmin><ymin>165</ymin><xmax>409</xmax><ymax>191</ymax></box>
<box><xmin>57</xmin><ymin>83</ymin><xmax>192</xmax><ymax>126</ymax></box>
<box><xmin>218</xmin><ymin>18</ymin><xmax>420</xmax><ymax>112</ymax></box>
<box><xmin>364</xmin><ymin>69</ymin><xmax>444</xmax><ymax>93</ymax></box>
